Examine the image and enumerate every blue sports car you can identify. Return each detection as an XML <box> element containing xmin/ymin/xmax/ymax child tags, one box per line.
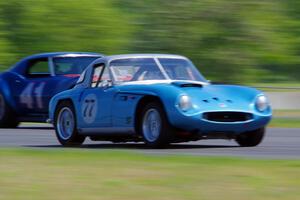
<box><xmin>48</xmin><ymin>54</ymin><xmax>272</xmax><ymax>148</ymax></box>
<box><xmin>0</xmin><ymin>52</ymin><xmax>103</xmax><ymax>127</ymax></box>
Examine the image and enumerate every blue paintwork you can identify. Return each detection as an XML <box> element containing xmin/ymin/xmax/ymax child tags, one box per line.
<box><xmin>49</xmin><ymin>54</ymin><xmax>272</xmax><ymax>138</ymax></box>
<box><xmin>0</xmin><ymin>52</ymin><xmax>103</xmax><ymax>122</ymax></box>
<box><xmin>10</xmin><ymin>52</ymin><xmax>101</xmax><ymax>75</ymax></box>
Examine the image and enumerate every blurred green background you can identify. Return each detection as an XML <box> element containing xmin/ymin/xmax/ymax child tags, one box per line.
<box><xmin>0</xmin><ymin>0</ymin><xmax>299</xmax><ymax>84</ymax></box>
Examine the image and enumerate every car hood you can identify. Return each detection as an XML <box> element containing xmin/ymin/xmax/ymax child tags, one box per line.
<box><xmin>119</xmin><ymin>80</ymin><xmax>262</xmax><ymax>112</ymax></box>
<box><xmin>174</xmin><ymin>81</ymin><xmax>261</xmax><ymax>112</ymax></box>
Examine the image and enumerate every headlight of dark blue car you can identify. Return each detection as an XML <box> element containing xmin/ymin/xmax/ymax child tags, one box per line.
<box><xmin>255</xmin><ymin>95</ymin><xmax>269</xmax><ymax>112</ymax></box>
<box><xmin>178</xmin><ymin>95</ymin><xmax>193</xmax><ymax>112</ymax></box>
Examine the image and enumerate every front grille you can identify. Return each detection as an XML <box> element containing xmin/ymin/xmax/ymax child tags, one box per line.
<box><xmin>203</xmin><ymin>112</ymin><xmax>253</xmax><ymax>122</ymax></box>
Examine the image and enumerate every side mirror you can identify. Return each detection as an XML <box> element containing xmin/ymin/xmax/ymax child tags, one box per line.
<box><xmin>100</xmin><ymin>79</ymin><xmax>113</xmax><ymax>88</ymax></box>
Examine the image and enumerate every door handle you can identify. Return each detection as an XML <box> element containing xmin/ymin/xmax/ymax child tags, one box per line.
<box><xmin>85</xmin><ymin>99</ymin><xmax>95</xmax><ymax>103</ymax></box>
<box><xmin>119</xmin><ymin>96</ymin><xmax>128</xmax><ymax>101</ymax></box>
<box><xmin>15</xmin><ymin>80</ymin><xmax>21</xmax><ymax>83</ymax></box>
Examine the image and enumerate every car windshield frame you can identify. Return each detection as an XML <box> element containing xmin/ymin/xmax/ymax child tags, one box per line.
<box><xmin>108</xmin><ymin>56</ymin><xmax>207</xmax><ymax>84</ymax></box>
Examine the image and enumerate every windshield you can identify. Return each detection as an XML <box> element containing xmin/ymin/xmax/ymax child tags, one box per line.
<box><xmin>109</xmin><ymin>57</ymin><xmax>206</xmax><ymax>83</ymax></box>
<box><xmin>158</xmin><ymin>58</ymin><xmax>206</xmax><ymax>81</ymax></box>
<box><xmin>53</xmin><ymin>56</ymin><xmax>99</xmax><ymax>75</ymax></box>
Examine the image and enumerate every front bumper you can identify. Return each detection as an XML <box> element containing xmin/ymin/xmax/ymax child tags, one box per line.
<box><xmin>169</xmin><ymin>111</ymin><xmax>272</xmax><ymax>134</ymax></box>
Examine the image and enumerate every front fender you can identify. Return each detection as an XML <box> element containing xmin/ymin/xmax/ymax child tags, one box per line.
<box><xmin>119</xmin><ymin>88</ymin><xmax>179</xmax><ymax>119</ymax></box>
<box><xmin>48</xmin><ymin>88</ymin><xmax>83</xmax><ymax>123</ymax></box>
<box><xmin>118</xmin><ymin>84</ymin><xmax>185</xmax><ymax>125</ymax></box>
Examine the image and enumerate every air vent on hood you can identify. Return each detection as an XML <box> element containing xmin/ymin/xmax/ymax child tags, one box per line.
<box><xmin>179</xmin><ymin>83</ymin><xmax>203</xmax><ymax>88</ymax></box>
<box><xmin>171</xmin><ymin>81</ymin><xmax>205</xmax><ymax>88</ymax></box>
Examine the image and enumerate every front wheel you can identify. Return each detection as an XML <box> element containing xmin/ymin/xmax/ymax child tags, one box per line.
<box><xmin>235</xmin><ymin>128</ymin><xmax>265</xmax><ymax>147</ymax></box>
<box><xmin>139</xmin><ymin>102</ymin><xmax>173</xmax><ymax>148</ymax></box>
<box><xmin>0</xmin><ymin>92</ymin><xmax>19</xmax><ymax>128</ymax></box>
<box><xmin>54</xmin><ymin>101</ymin><xmax>85</xmax><ymax>146</ymax></box>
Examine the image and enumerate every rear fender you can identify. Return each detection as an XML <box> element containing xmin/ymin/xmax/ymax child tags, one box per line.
<box><xmin>48</xmin><ymin>89</ymin><xmax>79</xmax><ymax>123</ymax></box>
<box><xmin>0</xmin><ymin>74</ymin><xmax>17</xmax><ymax>110</ymax></box>
<box><xmin>54</xmin><ymin>78</ymin><xmax>78</xmax><ymax>93</ymax></box>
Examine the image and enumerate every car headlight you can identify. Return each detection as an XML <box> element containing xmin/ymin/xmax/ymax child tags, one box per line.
<box><xmin>178</xmin><ymin>95</ymin><xmax>192</xmax><ymax>112</ymax></box>
<box><xmin>255</xmin><ymin>95</ymin><xmax>269</xmax><ymax>112</ymax></box>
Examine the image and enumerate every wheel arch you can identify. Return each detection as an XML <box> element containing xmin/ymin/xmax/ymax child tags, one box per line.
<box><xmin>51</xmin><ymin>98</ymin><xmax>76</xmax><ymax>122</ymax></box>
<box><xmin>0</xmin><ymin>74</ymin><xmax>17</xmax><ymax>111</ymax></box>
<box><xmin>134</xmin><ymin>95</ymin><xmax>165</xmax><ymax>134</ymax></box>
<box><xmin>55</xmin><ymin>98</ymin><xmax>75</xmax><ymax>112</ymax></box>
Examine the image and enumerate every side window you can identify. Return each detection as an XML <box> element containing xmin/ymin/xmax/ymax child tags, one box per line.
<box><xmin>101</xmin><ymin>67</ymin><xmax>110</xmax><ymax>81</ymax></box>
<box><xmin>91</xmin><ymin>64</ymin><xmax>104</xmax><ymax>88</ymax></box>
<box><xmin>98</xmin><ymin>66</ymin><xmax>112</xmax><ymax>87</ymax></box>
<box><xmin>26</xmin><ymin>58</ymin><xmax>50</xmax><ymax>77</ymax></box>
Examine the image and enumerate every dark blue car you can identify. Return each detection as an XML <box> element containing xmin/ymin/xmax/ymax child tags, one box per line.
<box><xmin>0</xmin><ymin>52</ymin><xmax>103</xmax><ymax>127</ymax></box>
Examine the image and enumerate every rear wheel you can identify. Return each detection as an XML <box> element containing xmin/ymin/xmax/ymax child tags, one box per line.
<box><xmin>54</xmin><ymin>101</ymin><xmax>85</xmax><ymax>146</ymax></box>
<box><xmin>235</xmin><ymin>128</ymin><xmax>265</xmax><ymax>147</ymax></box>
<box><xmin>0</xmin><ymin>92</ymin><xmax>19</xmax><ymax>128</ymax></box>
<box><xmin>139</xmin><ymin>102</ymin><xmax>172</xmax><ymax>148</ymax></box>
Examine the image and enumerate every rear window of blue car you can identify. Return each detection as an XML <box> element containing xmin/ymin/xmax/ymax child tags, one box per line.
<box><xmin>26</xmin><ymin>58</ymin><xmax>51</xmax><ymax>77</ymax></box>
<box><xmin>53</xmin><ymin>57</ymin><xmax>99</xmax><ymax>75</ymax></box>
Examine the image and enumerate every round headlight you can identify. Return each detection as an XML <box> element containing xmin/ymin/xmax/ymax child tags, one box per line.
<box><xmin>178</xmin><ymin>95</ymin><xmax>192</xmax><ymax>112</ymax></box>
<box><xmin>256</xmin><ymin>95</ymin><xmax>269</xmax><ymax>112</ymax></box>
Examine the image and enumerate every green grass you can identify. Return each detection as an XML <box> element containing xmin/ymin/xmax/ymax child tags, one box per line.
<box><xmin>0</xmin><ymin>149</ymin><xmax>299</xmax><ymax>200</ymax></box>
<box><xmin>270</xmin><ymin>118</ymin><xmax>300</xmax><ymax>128</ymax></box>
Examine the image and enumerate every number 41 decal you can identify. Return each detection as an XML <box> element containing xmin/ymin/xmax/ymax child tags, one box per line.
<box><xmin>20</xmin><ymin>82</ymin><xmax>46</xmax><ymax>109</ymax></box>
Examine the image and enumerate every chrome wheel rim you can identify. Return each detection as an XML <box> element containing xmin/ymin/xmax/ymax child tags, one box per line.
<box><xmin>57</xmin><ymin>107</ymin><xmax>75</xmax><ymax>140</ymax></box>
<box><xmin>142</xmin><ymin>108</ymin><xmax>162</xmax><ymax>142</ymax></box>
<box><xmin>0</xmin><ymin>94</ymin><xmax>5</xmax><ymax>120</ymax></box>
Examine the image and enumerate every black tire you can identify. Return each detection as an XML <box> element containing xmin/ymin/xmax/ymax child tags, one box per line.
<box><xmin>138</xmin><ymin>102</ymin><xmax>173</xmax><ymax>148</ymax></box>
<box><xmin>0</xmin><ymin>92</ymin><xmax>19</xmax><ymax>128</ymax></box>
<box><xmin>54</xmin><ymin>101</ymin><xmax>85</xmax><ymax>146</ymax></box>
<box><xmin>235</xmin><ymin>128</ymin><xmax>265</xmax><ymax>147</ymax></box>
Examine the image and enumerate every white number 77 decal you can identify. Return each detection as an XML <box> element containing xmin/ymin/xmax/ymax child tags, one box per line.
<box><xmin>20</xmin><ymin>82</ymin><xmax>46</xmax><ymax>109</ymax></box>
<box><xmin>81</xmin><ymin>94</ymin><xmax>98</xmax><ymax>124</ymax></box>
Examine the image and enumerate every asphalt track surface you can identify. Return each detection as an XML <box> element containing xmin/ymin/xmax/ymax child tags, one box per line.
<box><xmin>0</xmin><ymin>124</ymin><xmax>299</xmax><ymax>159</ymax></box>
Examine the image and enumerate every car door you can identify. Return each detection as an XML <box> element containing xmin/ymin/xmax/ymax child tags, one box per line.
<box><xmin>77</xmin><ymin>63</ymin><xmax>117</xmax><ymax>130</ymax></box>
<box><xmin>14</xmin><ymin>57</ymin><xmax>58</xmax><ymax>114</ymax></box>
